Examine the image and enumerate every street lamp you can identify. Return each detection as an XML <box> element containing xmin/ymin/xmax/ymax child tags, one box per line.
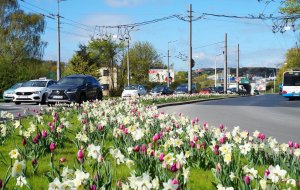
<box><xmin>167</xmin><ymin>40</ymin><xmax>177</xmax><ymax>87</ymax></box>
<box><xmin>214</xmin><ymin>54</ymin><xmax>222</xmax><ymax>88</ymax></box>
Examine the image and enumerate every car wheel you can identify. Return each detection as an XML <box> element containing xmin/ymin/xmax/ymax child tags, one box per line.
<box><xmin>289</xmin><ymin>97</ymin><xmax>295</xmax><ymax>101</ymax></box>
<box><xmin>97</xmin><ymin>91</ymin><xmax>103</xmax><ymax>101</ymax></box>
<box><xmin>15</xmin><ymin>102</ymin><xmax>21</xmax><ymax>105</ymax></box>
<box><xmin>79</xmin><ymin>93</ymin><xmax>86</xmax><ymax>104</ymax></box>
<box><xmin>41</xmin><ymin>94</ymin><xmax>46</xmax><ymax>105</ymax></box>
<box><xmin>4</xmin><ymin>100</ymin><xmax>10</xmax><ymax>103</ymax></box>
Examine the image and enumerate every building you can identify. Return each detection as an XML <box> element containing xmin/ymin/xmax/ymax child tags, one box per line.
<box><xmin>98</xmin><ymin>67</ymin><xmax>117</xmax><ymax>96</ymax></box>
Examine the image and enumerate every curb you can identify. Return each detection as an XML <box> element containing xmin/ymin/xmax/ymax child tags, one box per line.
<box><xmin>156</xmin><ymin>96</ymin><xmax>238</xmax><ymax>108</ymax></box>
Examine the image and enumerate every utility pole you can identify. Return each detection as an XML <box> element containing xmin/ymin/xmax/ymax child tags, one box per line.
<box><xmin>224</xmin><ymin>33</ymin><xmax>228</xmax><ymax>94</ymax></box>
<box><xmin>56</xmin><ymin>0</ymin><xmax>63</xmax><ymax>81</ymax></box>
<box><xmin>167</xmin><ymin>40</ymin><xmax>177</xmax><ymax>88</ymax></box>
<box><xmin>236</xmin><ymin>44</ymin><xmax>239</xmax><ymax>93</ymax></box>
<box><xmin>188</xmin><ymin>4</ymin><xmax>193</xmax><ymax>94</ymax></box>
<box><xmin>126</xmin><ymin>37</ymin><xmax>130</xmax><ymax>86</ymax></box>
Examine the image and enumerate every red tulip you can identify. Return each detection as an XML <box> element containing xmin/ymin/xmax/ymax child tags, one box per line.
<box><xmin>244</xmin><ymin>175</ymin><xmax>251</xmax><ymax>185</ymax></box>
<box><xmin>134</xmin><ymin>145</ymin><xmax>140</xmax><ymax>152</ymax></box>
<box><xmin>22</xmin><ymin>138</ymin><xmax>26</xmax><ymax>146</ymax></box>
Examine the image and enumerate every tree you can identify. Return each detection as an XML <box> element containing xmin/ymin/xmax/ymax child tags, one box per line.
<box><xmin>0</xmin><ymin>0</ymin><xmax>46</xmax><ymax>64</ymax></box>
<box><xmin>276</xmin><ymin>48</ymin><xmax>300</xmax><ymax>85</ymax></box>
<box><xmin>120</xmin><ymin>41</ymin><xmax>164</xmax><ymax>88</ymax></box>
<box><xmin>65</xmin><ymin>37</ymin><xmax>124</xmax><ymax>92</ymax></box>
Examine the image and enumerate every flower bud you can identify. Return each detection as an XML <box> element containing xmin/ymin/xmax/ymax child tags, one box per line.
<box><xmin>32</xmin><ymin>159</ymin><xmax>37</xmax><ymax>166</ymax></box>
<box><xmin>90</xmin><ymin>184</ymin><xmax>96</xmax><ymax>190</ymax></box>
<box><xmin>244</xmin><ymin>175</ymin><xmax>251</xmax><ymax>185</ymax></box>
<box><xmin>190</xmin><ymin>141</ymin><xmax>195</xmax><ymax>148</ymax></box>
<box><xmin>97</xmin><ymin>124</ymin><xmax>103</xmax><ymax>132</ymax></box>
<box><xmin>77</xmin><ymin>149</ymin><xmax>84</xmax><ymax>162</ymax></box>
<box><xmin>50</xmin><ymin>142</ymin><xmax>56</xmax><ymax>152</ymax></box>
<box><xmin>193</xmin><ymin>136</ymin><xmax>199</xmax><ymax>142</ymax></box>
<box><xmin>219</xmin><ymin>137</ymin><xmax>226</xmax><ymax>144</ymax></box>
<box><xmin>170</xmin><ymin>163</ymin><xmax>178</xmax><ymax>172</ymax></box>
<box><xmin>134</xmin><ymin>145</ymin><xmax>140</xmax><ymax>152</ymax></box>
<box><xmin>141</xmin><ymin>144</ymin><xmax>146</xmax><ymax>154</ymax></box>
<box><xmin>123</xmin><ymin>128</ymin><xmax>128</xmax><ymax>135</ymax></box>
<box><xmin>98</xmin><ymin>155</ymin><xmax>103</xmax><ymax>163</ymax></box>
<box><xmin>264</xmin><ymin>169</ymin><xmax>270</xmax><ymax>177</ymax></box>
<box><xmin>172</xmin><ymin>179</ymin><xmax>179</xmax><ymax>185</ymax></box>
<box><xmin>294</xmin><ymin>143</ymin><xmax>300</xmax><ymax>149</ymax></box>
<box><xmin>159</xmin><ymin>153</ymin><xmax>164</xmax><ymax>162</ymax></box>
<box><xmin>298</xmin><ymin>180</ymin><xmax>300</xmax><ymax>188</ymax></box>
<box><xmin>42</xmin><ymin>130</ymin><xmax>48</xmax><ymax>138</ymax></box>
<box><xmin>22</xmin><ymin>138</ymin><xmax>26</xmax><ymax>146</ymax></box>
<box><xmin>152</xmin><ymin>133</ymin><xmax>160</xmax><ymax>142</ymax></box>
<box><xmin>60</xmin><ymin>157</ymin><xmax>66</xmax><ymax>163</ymax></box>
<box><xmin>117</xmin><ymin>180</ymin><xmax>122</xmax><ymax>189</ymax></box>
<box><xmin>219</xmin><ymin>124</ymin><xmax>224</xmax><ymax>131</ymax></box>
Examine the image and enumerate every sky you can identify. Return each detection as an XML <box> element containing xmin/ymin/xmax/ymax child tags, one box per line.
<box><xmin>19</xmin><ymin>0</ymin><xmax>298</xmax><ymax>71</ymax></box>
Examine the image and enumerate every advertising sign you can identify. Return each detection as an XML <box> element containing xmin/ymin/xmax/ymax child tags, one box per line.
<box><xmin>149</xmin><ymin>69</ymin><xmax>174</xmax><ymax>83</ymax></box>
<box><xmin>255</xmin><ymin>78</ymin><xmax>266</xmax><ymax>91</ymax></box>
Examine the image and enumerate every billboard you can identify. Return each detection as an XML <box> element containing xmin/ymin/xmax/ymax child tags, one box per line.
<box><xmin>255</xmin><ymin>78</ymin><xmax>266</xmax><ymax>91</ymax></box>
<box><xmin>149</xmin><ymin>69</ymin><xmax>175</xmax><ymax>83</ymax></box>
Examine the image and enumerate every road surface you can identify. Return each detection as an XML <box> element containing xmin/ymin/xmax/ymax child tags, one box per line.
<box><xmin>160</xmin><ymin>94</ymin><xmax>300</xmax><ymax>143</ymax></box>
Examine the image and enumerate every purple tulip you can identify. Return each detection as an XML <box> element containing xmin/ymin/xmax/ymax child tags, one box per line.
<box><xmin>0</xmin><ymin>179</ymin><xmax>2</xmax><ymax>188</ymax></box>
<box><xmin>22</xmin><ymin>138</ymin><xmax>26</xmax><ymax>146</ymax></box>
<box><xmin>33</xmin><ymin>137</ymin><xmax>39</xmax><ymax>144</ymax></box>
<box><xmin>219</xmin><ymin>124</ymin><xmax>224</xmax><ymax>131</ymax></box>
<box><xmin>190</xmin><ymin>141</ymin><xmax>195</xmax><ymax>148</ymax></box>
<box><xmin>134</xmin><ymin>145</ymin><xmax>140</xmax><ymax>152</ymax></box>
<box><xmin>170</xmin><ymin>163</ymin><xmax>178</xmax><ymax>172</ymax></box>
<box><xmin>90</xmin><ymin>184</ymin><xmax>96</xmax><ymax>190</ymax></box>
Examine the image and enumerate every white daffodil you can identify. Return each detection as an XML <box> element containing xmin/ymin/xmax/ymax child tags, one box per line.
<box><xmin>136</xmin><ymin>172</ymin><xmax>152</xmax><ymax>190</ymax></box>
<box><xmin>9</xmin><ymin>149</ymin><xmax>20</xmax><ymax>159</ymax></box>
<box><xmin>16</xmin><ymin>176</ymin><xmax>27</xmax><ymax>187</ymax></box>
<box><xmin>61</xmin><ymin>166</ymin><xmax>73</xmax><ymax>180</ymax></box>
<box><xmin>152</xmin><ymin>176</ymin><xmax>160</xmax><ymax>189</ymax></box>
<box><xmin>268</xmin><ymin>165</ymin><xmax>287</xmax><ymax>183</ymax></box>
<box><xmin>49</xmin><ymin>177</ymin><xmax>62</xmax><ymax>190</ymax></box>
<box><xmin>182</xmin><ymin>167</ymin><xmax>190</xmax><ymax>184</ymax></box>
<box><xmin>87</xmin><ymin>144</ymin><xmax>101</xmax><ymax>159</ymax></box>
<box><xmin>162</xmin><ymin>179</ymin><xmax>178</xmax><ymax>190</ymax></box>
<box><xmin>12</xmin><ymin>160</ymin><xmax>26</xmax><ymax>177</ymax></box>
<box><xmin>259</xmin><ymin>179</ymin><xmax>267</xmax><ymax>190</ymax></box>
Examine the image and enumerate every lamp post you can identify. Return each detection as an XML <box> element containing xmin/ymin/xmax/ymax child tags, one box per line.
<box><xmin>167</xmin><ymin>40</ymin><xmax>177</xmax><ymax>87</ymax></box>
<box><xmin>214</xmin><ymin>54</ymin><xmax>222</xmax><ymax>88</ymax></box>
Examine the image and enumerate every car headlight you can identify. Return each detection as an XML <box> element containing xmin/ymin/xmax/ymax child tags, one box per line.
<box><xmin>32</xmin><ymin>91</ymin><xmax>41</xmax><ymax>94</ymax></box>
<box><xmin>66</xmin><ymin>89</ymin><xmax>77</xmax><ymax>93</ymax></box>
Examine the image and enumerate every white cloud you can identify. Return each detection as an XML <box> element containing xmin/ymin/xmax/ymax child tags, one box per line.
<box><xmin>105</xmin><ymin>0</ymin><xmax>144</xmax><ymax>7</ymax></box>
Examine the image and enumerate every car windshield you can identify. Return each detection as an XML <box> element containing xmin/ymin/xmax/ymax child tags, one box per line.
<box><xmin>124</xmin><ymin>85</ymin><xmax>139</xmax><ymax>90</ymax></box>
<box><xmin>22</xmin><ymin>81</ymin><xmax>47</xmax><ymax>87</ymax></box>
<box><xmin>57</xmin><ymin>77</ymin><xmax>85</xmax><ymax>85</ymax></box>
<box><xmin>153</xmin><ymin>86</ymin><xmax>165</xmax><ymax>91</ymax></box>
<box><xmin>10</xmin><ymin>83</ymin><xmax>22</xmax><ymax>89</ymax></box>
<box><xmin>176</xmin><ymin>86</ymin><xmax>188</xmax><ymax>91</ymax></box>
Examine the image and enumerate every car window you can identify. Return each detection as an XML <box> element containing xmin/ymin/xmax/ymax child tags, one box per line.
<box><xmin>125</xmin><ymin>85</ymin><xmax>138</xmax><ymax>90</ymax></box>
<box><xmin>91</xmin><ymin>77</ymin><xmax>99</xmax><ymax>86</ymax></box>
<box><xmin>22</xmin><ymin>81</ymin><xmax>47</xmax><ymax>87</ymax></box>
<box><xmin>57</xmin><ymin>77</ymin><xmax>85</xmax><ymax>85</ymax></box>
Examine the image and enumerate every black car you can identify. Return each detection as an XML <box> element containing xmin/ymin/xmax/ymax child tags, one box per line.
<box><xmin>46</xmin><ymin>74</ymin><xmax>102</xmax><ymax>104</ymax></box>
<box><xmin>150</xmin><ymin>85</ymin><xmax>173</xmax><ymax>96</ymax></box>
<box><xmin>174</xmin><ymin>84</ymin><xmax>197</xmax><ymax>94</ymax></box>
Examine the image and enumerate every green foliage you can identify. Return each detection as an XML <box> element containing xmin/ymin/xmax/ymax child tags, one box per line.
<box><xmin>276</xmin><ymin>48</ymin><xmax>300</xmax><ymax>85</ymax></box>
<box><xmin>119</xmin><ymin>41</ymin><xmax>164</xmax><ymax>89</ymax></box>
<box><xmin>280</xmin><ymin>0</ymin><xmax>300</xmax><ymax>15</ymax></box>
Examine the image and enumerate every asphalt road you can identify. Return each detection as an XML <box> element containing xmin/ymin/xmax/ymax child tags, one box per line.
<box><xmin>160</xmin><ymin>94</ymin><xmax>300</xmax><ymax>143</ymax></box>
<box><xmin>0</xmin><ymin>102</ymin><xmax>46</xmax><ymax>118</ymax></box>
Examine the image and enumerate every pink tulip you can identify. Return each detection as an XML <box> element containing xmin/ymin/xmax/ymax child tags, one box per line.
<box><xmin>219</xmin><ymin>137</ymin><xmax>226</xmax><ymax>144</ymax></box>
<box><xmin>295</xmin><ymin>143</ymin><xmax>300</xmax><ymax>149</ymax></box>
<box><xmin>288</xmin><ymin>141</ymin><xmax>293</xmax><ymax>148</ymax></box>
<box><xmin>213</xmin><ymin>145</ymin><xmax>219</xmax><ymax>155</ymax></box>
<box><xmin>90</xmin><ymin>184</ymin><xmax>96</xmax><ymax>190</ymax></box>
<box><xmin>119</xmin><ymin>124</ymin><xmax>125</xmax><ymax>130</ymax></box>
<box><xmin>258</xmin><ymin>133</ymin><xmax>265</xmax><ymax>140</ymax></box>
<box><xmin>152</xmin><ymin>134</ymin><xmax>160</xmax><ymax>142</ymax></box>
<box><xmin>196</xmin><ymin>144</ymin><xmax>201</xmax><ymax>149</ymax></box>
<box><xmin>159</xmin><ymin>153</ymin><xmax>164</xmax><ymax>162</ymax></box>
<box><xmin>176</xmin><ymin>162</ymin><xmax>181</xmax><ymax>170</ymax></box>
<box><xmin>50</xmin><ymin>125</ymin><xmax>55</xmax><ymax>132</ymax></box>
<box><xmin>48</xmin><ymin>122</ymin><xmax>52</xmax><ymax>127</ymax></box>
<box><xmin>123</xmin><ymin>128</ymin><xmax>128</xmax><ymax>135</ymax></box>
<box><xmin>190</xmin><ymin>141</ymin><xmax>195</xmax><ymax>148</ymax></box>
<box><xmin>298</xmin><ymin>180</ymin><xmax>300</xmax><ymax>188</ymax></box>
<box><xmin>60</xmin><ymin>157</ymin><xmax>66</xmax><ymax>163</ymax></box>
<box><xmin>50</xmin><ymin>143</ymin><xmax>56</xmax><ymax>152</ymax></box>
<box><xmin>0</xmin><ymin>179</ymin><xmax>2</xmax><ymax>188</ymax></box>
<box><xmin>244</xmin><ymin>175</ymin><xmax>251</xmax><ymax>185</ymax></box>
<box><xmin>264</xmin><ymin>169</ymin><xmax>270</xmax><ymax>177</ymax></box>
<box><xmin>195</xmin><ymin>117</ymin><xmax>199</xmax><ymax>122</ymax></box>
<box><xmin>42</xmin><ymin>130</ymin><xmax>48</xmax><ymax>138</ymax></box>
<box><xmin>193</xmin><ymin>136</ymin><xmax>199</xmax><ymax>142</ymax></box>
<box><xmin>117</xmin><ymin>180</ymin><xmax>122</xmax><ymax>189</ymax></box>
<box><xmin>77</xmin><ymin>149</ymin><xmax>84</xmax><ymax>163</ymax></box>
<box><xmin>141</xmin><ymin>144</ymin><xmax>146</xmax><ymax>154</ymax></box>
<box><xmin>98</xmin><ymin>124</ymin><xmax>103</xmax><ymax>132</ymax></box>
<box><xmin>172</xmin><ymin>179</ymin><xmax>179</xmax><ymax>185</ymax></box>
<box><xmin>219</xmin><ymin>124</ymin><xmax>224</xmax><ymax>131</ymax></box>
<box><xmin>134</xmin><ymin>145</ymin><xmax>140</xmax><ymax>152</ymax></box>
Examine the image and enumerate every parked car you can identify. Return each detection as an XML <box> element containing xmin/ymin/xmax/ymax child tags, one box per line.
<box><xmin>174</xmin><ymin>84</ymin><xmax>197</xmax><ymax>94</ymax></box>
<box><xmin>46</xmin><ymin>74</ymin><xmax>102</xmax><ymax>105</ymax></box>
<box><xmin>199</xmin><ymin>88</ymin><xmax>211</xmax><ymax>94</ymax></box>
<box><xmin>121</xmin><ymin>84</ymin><xmax>147</xmax><ymax>98</ymax></box>
<box><xmin>3</xmin><ymin>82</ymin><xmax>23</xmax><ymax>102</ymax></box>
<box><xmin>150</xmin><ymin>85</ymin><xmax>173</xmax><ymax>96</ymax></box>
<box><xmin>215</xmin><ymin>86</ymin><xmax>224</xmax><ymax>94</ymax></box>
<box><xmin>13</xmin><ymin>78</ymin><xmax>56</xmax><ymax>105</ymax></box>
<box><xmin>227</xmin><ymin>87</ymin><xmax>237</xmax><ymax>94</ymax></box>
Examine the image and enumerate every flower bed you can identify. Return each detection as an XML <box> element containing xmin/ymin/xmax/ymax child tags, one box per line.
<box><xmin>0</xmin><ymin>99</ymin><xmax>299</xmax><ymax>189</ymax></box>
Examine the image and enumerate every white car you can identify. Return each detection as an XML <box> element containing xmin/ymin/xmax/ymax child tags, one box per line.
<box><xmin>13</xmin><ymin>78</ymin><xmax>56</xmax><ymax>105</ymax></box>
<box><xmin>121</xmin><ymin>85</ymin><xmax>147</xmax><ymax>98</ymax></box>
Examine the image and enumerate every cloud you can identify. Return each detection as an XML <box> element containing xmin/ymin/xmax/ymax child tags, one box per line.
<box><xmin>105</xmin><ymin>0</ymin><xmax>144</xmax><ymax>7</ymax></box>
